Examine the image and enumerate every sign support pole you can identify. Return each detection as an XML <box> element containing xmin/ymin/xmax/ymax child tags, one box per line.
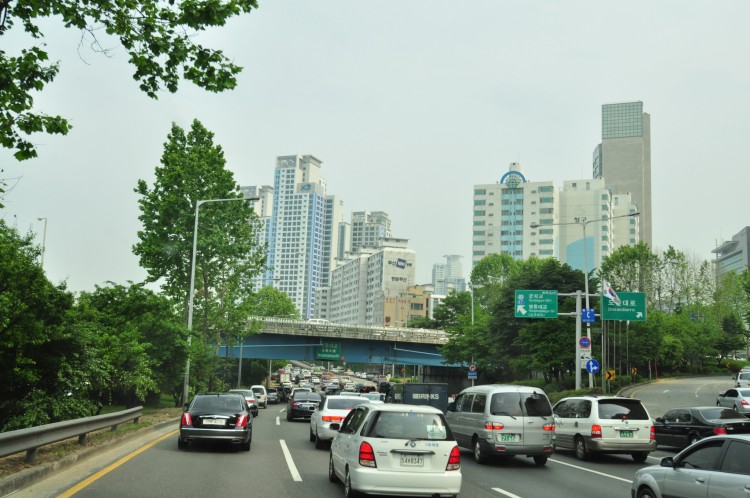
<box><xmin>575</xmin><ymin>290</ymin><xmax>582</xmax><ymax>391</ymax></box>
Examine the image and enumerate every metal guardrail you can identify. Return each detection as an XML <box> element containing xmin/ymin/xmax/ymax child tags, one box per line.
<box><xmin>0</xmin><ymin>406</ymin><xmax>143</xmax><ymax>463</ymax></box>
<box><xmin>249</xmin><ymin>317</ymin><xmax>449</xmax><ymax>345</ymax></box>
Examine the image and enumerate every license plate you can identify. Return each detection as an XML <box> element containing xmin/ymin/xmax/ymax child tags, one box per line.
<box><xmin>500</xmin><ymin>434</ymin><xmax>520</xmax><ymax>442</ymax></box>
<box><xmin>400</xmin><ymin>454</ymin><xmax>424</xmax><ymax>467</ymax></box>
<box><xmin>619</xmin><ymin>430</ymin><xmax>633</xmax><ymax>438</ymax></box>
<box><xmin>202</xmin><ymin>419</ymin><xmax>226</xmax><ymax>426</ymax></box>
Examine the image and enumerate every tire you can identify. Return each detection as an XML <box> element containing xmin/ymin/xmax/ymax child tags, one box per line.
<box><xmin>636</xmin><ymin>486</ymin><xmax>658</xmax><ymax>498</ymax></box>
<box><xmin>177</xmin><ymin>438</ymin><xmax>188</xmax><ymax>450</ymax></box>
<box><xmin>241</xmin><ymin>438</ymin><xmax>251</xmax><ymax>451</ymax></box>
<box><xmin>287</xmin><ymin>411</ymin><xmax>292</xmax><ymax>422</ymax></box>
<box><xmin>328</xmin><ymin>453</ymin><xmax>339</xmax><ymax>483</ymax></box>
<box><xmin>315</xmin><ymin>432</ymin><xmax>326</xmax><ymax>449</ymax></box>
<box><xmin>344</xmin><ymin>468</ymin><xmax>359</xmax><ymax>498</ymax></box>
<box><xmin>574</xmin><ymin>437</ymin><xmax>589</xmax><ymax>461</ymax></box>
<box><xmin>310</xmin><ymin>427</ymin><xmax>316</xmax><ymax>442</ymax></box>
<box><xmin>473</xmin><ymin>438</ymin><xmax>487</xmax><ymax>464</ymax></box>
<box><xmin>533</xmin><ymin>455</ymin><xmax>548</xmax><ymax>466</ymax></box>
<box><xmin>688</xmin><ymin>433</ymin><xmax>700</xmax><ymax>446</ymax></box>
<box><xmin>631</xmin><ymin>451</ymin><xmax>648</xmax><ymax>463</ymax></box>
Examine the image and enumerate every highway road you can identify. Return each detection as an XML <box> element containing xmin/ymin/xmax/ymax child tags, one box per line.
<box><xmin>15</xmin><ymin>376</ymin><xmax>739</xmax><ymax>498</ymax></box>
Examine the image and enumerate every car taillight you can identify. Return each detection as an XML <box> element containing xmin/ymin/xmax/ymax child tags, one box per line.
<box><xmin>322</xmin><ymin>416</ymin><xmax>344</xmax><ymax>422</ymax></box>
<box><xmin>235</xmin><ymin>414</ymin><xmax>248</xmax><ymax>428</ymax></box>
<box><xmin>291</xmin><ymin>402</ymin><xmax>299</xmax><ymax>407</ymax></box>
<box><xmin>446</xmin><ymin>445</ymin><xmax>461</xmax><ymax>471</ymax></box>
<box><xmin>742</xmin><ymin>400</ymin><xmax>749</xmax><ymax>406</ymax></box>
<box><xmin>591</xmin><ymin>424</ymin><xmax>602</xmax><ymax>438</ymax></box>
<box><xmin>181</xmin><ymin>413</ymin><xmax>193</xmax><ymax>426</ymax></box>
<box><xmin>484</xmin><ymin>422</ymin><xmax>504</xmax><ymax>430</ymax></box>
<box><xmin>713</xmin><ymin>427</ymin><xmax>728</xmax><ymax>435</ymax></box>
<box><xmin>543</xmin><ymin>423</ymin><xmax>555</xmax><ymax>431</ymax></box>
<box><xmin>359</xmin><ymin>442</ymin><xmax>377</xmax><ymax>468</ymax></box>
<box><xmin>650</xmin><ymin>426</ymin><xmax>655</xmax><ymax>440</ymax></box>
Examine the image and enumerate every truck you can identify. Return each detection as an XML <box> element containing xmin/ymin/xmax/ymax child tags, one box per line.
<box><xmin>384</xmin><ymin>383</ymin><xmax>450</xmax><ymax>413</ymax></box>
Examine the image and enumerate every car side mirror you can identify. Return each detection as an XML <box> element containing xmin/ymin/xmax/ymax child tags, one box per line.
<box><xmin>660</xmin><ymin>456</ymin><xmax>675</xmax><ymax>468</ymax></box>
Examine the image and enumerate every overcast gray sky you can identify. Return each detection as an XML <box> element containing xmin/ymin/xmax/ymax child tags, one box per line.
<box><xmin>2</xmin><ymin>1</ymin><xmax>748</xmax><ymax>292</ymax></box>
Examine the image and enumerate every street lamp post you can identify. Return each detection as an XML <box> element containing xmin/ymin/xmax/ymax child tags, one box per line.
<box><xmin>531</xmin><ymin>211</ymin><xmax>639</xmax><ymax>390</ymax></box>
<box><xmin>182</xmin><ymin>195</ymin><xmax>258</xmax><ymax>405</ymax></box>
<box><xmin>37</xmin><ymin>217</ymin><xmax>47</xmax><ymax>268</ymax></box>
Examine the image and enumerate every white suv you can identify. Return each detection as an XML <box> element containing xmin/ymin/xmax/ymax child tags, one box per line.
<box><xmin>250</xmin><ymin>385</ymin><xmax>267</xmax><ymax>409</ymax></box>
<box><xmin>553</xmin><ymin>395</ymin><xmax>656</xmax><ymax>462</ymax></box>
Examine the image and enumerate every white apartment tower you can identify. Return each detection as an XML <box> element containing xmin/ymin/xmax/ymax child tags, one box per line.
<box><xmin>350</xmin><ymin>211</ymin><xmax>392</xmax><ymax>254</ymax></box>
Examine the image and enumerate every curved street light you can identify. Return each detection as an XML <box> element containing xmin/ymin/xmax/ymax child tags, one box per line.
<box><xmin>531</xmin><ymin>211</ymin><xmax>639</xmax><ymax>390</ymax></box>
<box><xmin>182</xmin><ymin>195</ymin><xmax>259</xmax><ymax>404</ymax></box>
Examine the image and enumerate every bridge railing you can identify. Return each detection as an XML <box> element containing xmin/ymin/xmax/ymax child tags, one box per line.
<box><xmin>248</xmin><ymin>317</ymin><xmax>449</xmax><ymax>344</ymax></box>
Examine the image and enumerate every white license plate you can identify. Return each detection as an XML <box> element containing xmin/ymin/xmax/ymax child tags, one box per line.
<box><xmin>400</xmin><ymin>454</ymin><xmax>424</xmax><ymax>467</ymax></box>
<box><xmin>500</xmin><ymin>434</ymin><xmax>520</xmax><ymax>442</ymax></box>
<box><xmin>202</xmin><ymin>419</ymin><xmax>226</xmax><ymax>426</ymax></box>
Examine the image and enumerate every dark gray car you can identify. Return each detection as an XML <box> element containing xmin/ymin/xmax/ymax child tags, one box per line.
<box><xmin>178</xmin><ymin>393</ymin><xmax>253</xmax><ymax>451</ymax></box>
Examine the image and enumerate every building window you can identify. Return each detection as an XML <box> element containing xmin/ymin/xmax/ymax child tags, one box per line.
<box><xmin>474</xmin><ymin>210</ymin><xmax>486</xmax><ymax>216</ymax></box>
<box><xmin>474</xmin><ymin>221</ymin><xmax>485</xmax><ymax>226</ymax></box>
<box><xmin>540</xmin><ymin>249</ymin><xmax>553</xmax><ymax>255</ymax></box>
<box><xmin>474</xmin><ymin>199</ymin><xmax>486</xmax><ymax>206</ymax></box>
<box><xmin>474</xmin><ymin>188</ymin><xmax>486</xmax><ymax>195</ymax></box>
<box><xmin>539</xmin><ymin>186</ymin><xmax>553</xmax><ymax>193</ymax></box>
<box><xmin>473</xmin><ymin>230</ymin><xmax>486</xmax><ymax>236</ymax></box>
<box><xmin>540</xmin><ymin>197</ymin><xmax>554</xmax><ymax>203</ymax></box>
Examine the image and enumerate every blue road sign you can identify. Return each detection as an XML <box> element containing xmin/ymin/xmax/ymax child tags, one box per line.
<box><xmin>468</xmin><ymin>371</ymin><xmax>478</xmax><ymax>379</ymax></box>
<box><xmin>586</xmin><ymin>359</ymin><xmax>600</xmax><ymax>374</ymax></box>
<box><xmin>579</xmin><ymin>336</ymin><xmax>591</xmax><ymax>348</ymax></box>
<box><xmin>582</xmin><ymin>308</ymin><xmax>596</xmax><ymax>323</ymax></box>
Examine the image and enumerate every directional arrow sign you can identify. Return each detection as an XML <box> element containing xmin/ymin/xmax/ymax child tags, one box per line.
<box><xmin>585</xmin><ymin>359</ymin><xmax>600</xmax><ymax>374</ymax></box>
<box><xmin>602</xmin><ymin>291</ymin><xmax>647</xmax><ymax>321</ymax></box>
<box><xmin>514</xmin><ymin>290</ymin><xmax>558</xmax><ymax>319</ymax></box>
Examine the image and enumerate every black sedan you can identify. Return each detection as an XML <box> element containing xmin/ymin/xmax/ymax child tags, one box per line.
<box><xmin>653</xmin><ymin>406</ymin><xmax>750</xmax><ymax>448</ymax></box>
<box><xmin>178</xmin><ymin>393</ymin><xmax>253</xmax><ymax>451</ymax></box>
<box><xmin>286</xmin><ymin>391</ymin><xmax>322</xmax><ymax>421</ymax></box>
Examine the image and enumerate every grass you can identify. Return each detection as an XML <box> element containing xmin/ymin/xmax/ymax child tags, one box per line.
<box><xmin>0</xmin><ymin>406</ymin><xmax>182</xmax><ymax>480</ymax></box>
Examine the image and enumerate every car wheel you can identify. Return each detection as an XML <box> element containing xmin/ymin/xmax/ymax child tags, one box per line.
<box><xmin>631</xmin><ymin>451</ymin><xmax>648</xmax><ymax>463</ymax></box>
<box><xmin>344</xmin><ymin>468</ymin><xmax>359</xmax><ymax>498</ymax></box>
<box><xmin>574</xmin><ymin>437</ymin><xmax>589</xmax><ymax>461</ymax></box>
<box><xmin>315</xmin><ymin>432</ymin><xmax>326</xmax><ymax>449</ymax></box>
<box><xmin>473</xmin><ymin>438</ymin><xmax>487</xmax><ymax>464</ymax></box>
<box><xmin>241</xmin><ymin>438</ymin><xmax>251</xmax><ymax>452</ymax></box>
<box><xmin>328</xmin><ymin>453</ymin><xmax>339</xmax><ymax>483</ymax></box>
<box><xmin>636</xmin><ymin>486</ymin><xmax>658</xmax><ymax>498</ymax></box>
<box><xmin>688</xmin><ymin>433</ymin><xmax>700</xmax><ymax>445</ymax></box>
<box><xmin>533</xmin><ymin>455</ymin><xmax>548</xmax><ymax>466</ymax></box>
<box><xmin>287</xmin><ymin>411</ymin><xmax>292</xmax><ymax>422</ymax></box>
<box><xmin>310</xmin><ymin>427</ymin><xmax>316</xmax><ymax>442</ymax></box>
<box><xmin>177</xmin><ymin>438</ymin><xmax>188</xmax><ymax>450</ymax></box>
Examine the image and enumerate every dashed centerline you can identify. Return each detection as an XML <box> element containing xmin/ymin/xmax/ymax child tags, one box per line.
<box><xmin>548</xmin><ymin>458</ymin><xmax>633</xmax><ymax>483</ymax></box>
<box><xmin>279</xmin><ymin>439</ymin><xmax>303</xmax><ymax>481</ymax></box>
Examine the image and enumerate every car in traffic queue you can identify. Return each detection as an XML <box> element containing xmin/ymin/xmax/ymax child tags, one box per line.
<box><xmin>716</xmin><ymin>388</ymin><xmax>750</xmax><ymax>415</ymax></box>
<box><xmin>287</xmin><ymin>390</ymin><xmax>322</xmax><ymax>421</ymax></box>
<box><xmin>553</xmin><ymin>395</ymin><xmax>655</xmax><ymax>462</ymax></box>
<box><xmin>266</xmin><ymin>387</ymin><xmax>280</xmax><ymax>404</ymax></box>
<box><xmin>328</xmin><ymin>403</ymin><xmax>461</xmax><ymax>497</ymax></box>
<box><xmin>250</xmin><ymin>384</ymin><xmax>268</xmax><ymax>408</ymax></box>
<box><xmin>652</xmin><ymin>406</ymin><xmax>750</xmax><ymax>449</ymax></box>
<box><xmin>310</xmin><ymin>395</ymin><xmax>371</xmax><ymax>449</ymax></box>
<box><xmin>631</xmin><ymin>434</ymin><xmax>750</xmax><ymax>498</ymax></box>
<box><xmin>228</xmin><ymin>389</ymin><xmax>259</xmax><ymax>417</ymax></box>
<box><xmin>178</xmin><ymin>393</ymin><xmax>252</xmax><ymax>451</ymax></box>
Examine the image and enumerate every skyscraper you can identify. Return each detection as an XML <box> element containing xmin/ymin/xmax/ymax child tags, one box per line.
<box><xmin>593</xmin><ymin>101</ymin><xmax>652</xmax><ymax>246</ymax></box>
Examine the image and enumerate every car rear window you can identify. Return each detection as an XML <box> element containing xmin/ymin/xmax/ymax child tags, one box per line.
<box><xmin>739</xmin><ymin>389</ymin><xmax>750</xmax><ymax>397</ymax></box>
<box><xmin>367</xmin><ymin>412</ymin><xmax>453</xmax><ymax>440</ymax></box>
<box><xmin>328</xmin><ymin>398</ymin><xmax>368</xmax><ymax>410</ymax></box>
<box><xmin>192</xmin><ymin>395</ymin><xmax>243</xmax><ymax>411</ymax></box>
<box><xmin>294</xmin><ymin>393</ymin><xmax>321</xmax><ymax>401</ymax></box>
<box><xmin>699</xmin><ymin>407</ymin><xmax>744</xmax><ymax>420</ymax></box>
<box><xmin>597</xmin><ymin>399</ymin><xmax>649</xmax><ymax>420</ymax></box>
<box><xmin>490</xmin><ymin>392</ymin><xmax>552</xmax><ymax>417</ymax></box>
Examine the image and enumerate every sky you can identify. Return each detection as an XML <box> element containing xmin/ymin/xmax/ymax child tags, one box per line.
<box><xmin>2</xmin><ymin>1</ymin><xmax>749</xmax><ymax>293</ymax></box>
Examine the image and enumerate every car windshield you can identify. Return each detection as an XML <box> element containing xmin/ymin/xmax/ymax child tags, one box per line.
<box><xmin>327</xmin><ymin>398</ymin><xmax>368</xmax><ymax>410</ymax></box>
<box><xmin>191</xmin><ymin>395</ymin><xmax>243</xmax><ymax>412</ymax></box>
<box><xmin>698</xmin><ymin>407</ymin><xmax>744</xmax><ymax>420</ymax></box>
<box><xmin>598</xmin><ymin>399</ymin><xmax>649</xmax><ymax>420</ymax></box>
<box><xmin>367</xmin><ymin>412</ymin><xmax>453</xmax><ymax>441</ymax></box>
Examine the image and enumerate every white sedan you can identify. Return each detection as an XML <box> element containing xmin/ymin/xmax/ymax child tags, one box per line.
<box><xmin>309</xmin><ymin>395</ymin><xmax>370</xmax><ymax>449</ymax></box>
<box><xmin>329</xmin><ymin>403</ymin><xmax>461</xmax><ymax>497</ymax></box>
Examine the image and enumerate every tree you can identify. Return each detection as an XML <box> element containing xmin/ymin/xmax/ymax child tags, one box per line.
<box><xmin>1</xmin><ymin>0</ymin><xmax>258</xmax><ymax>160</ymax></box>
<box><xmin>249</xmin><ymin>286</ymin><xmax>299</xmax><ymax>318</ymax></box>
<box><xmin>133</xmin><ymin>119</ymin><xmax>265</xmax><ymax>395</ymax></box>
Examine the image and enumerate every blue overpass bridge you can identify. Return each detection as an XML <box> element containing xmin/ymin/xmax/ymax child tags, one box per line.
<box><xmin>217</xmin><ymin>317</ymin><xmax>459</xmax><ymax>368</ymax></box>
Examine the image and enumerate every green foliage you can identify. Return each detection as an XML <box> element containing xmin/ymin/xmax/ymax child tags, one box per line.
<box><xmin>1</xmin><ymin>0</ymin><xmax>258</xmax><ymax>160</ymax></box>
<box><xmin>250</xmin><ymin>286</ymin><xmax>299</xmax><ymax>318</ymax></box>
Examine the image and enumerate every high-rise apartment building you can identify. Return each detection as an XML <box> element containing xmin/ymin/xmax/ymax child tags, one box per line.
<box><xmin>432</xmin><ymin>255</ymin><xmax>466</xmax><ymax>293</ymax></box>
<box><xmin>472</xmin><ymin>163</ymin><xmax>639</xmax><ymax>274</ymax></box>
<box><xmin>593</xmin><ymin>101</ymin><xmax>652</xmax><ymax>246</ymax></box>
<box><xmin>712</xmin><ymin>227</ymin><xmax>750</xmax><ymax>281</ymax></box>
<box><xmin>350</xmin><ymin>211</ymin><xmax>392</xmax><ymax>253</ymax></box>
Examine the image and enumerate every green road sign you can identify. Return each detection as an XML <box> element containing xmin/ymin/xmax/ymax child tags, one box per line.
<box><xmin>316</xmin><ymin>342</ymin><xmax>341</xmax><ymax>361</ymax></box>
<box><xmin>601</xmin><ymin>291</ymin><xmax>647</xmax><ymax>321</ymax></box>
<box><xmin>514</xmin><ymin>290</ymin><xmax>558</xmax><ymax>318</ymax></box>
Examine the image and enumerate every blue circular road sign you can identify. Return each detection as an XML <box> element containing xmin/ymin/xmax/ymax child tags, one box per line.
<box><xmin>579</xmin><ymin>336</ymin><xmax>591</xmax><ymax>348</ymax></box>
<box><xmin>586</xmin><ymin>359</ymin><xmax>600</xmax><ymax>374</ymax></box>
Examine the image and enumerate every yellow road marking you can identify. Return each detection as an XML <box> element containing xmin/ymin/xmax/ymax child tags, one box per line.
<box><xmin>58</xmin><ymin>430</ymin><xmax>178</xmax><ymax>497</ymax></box>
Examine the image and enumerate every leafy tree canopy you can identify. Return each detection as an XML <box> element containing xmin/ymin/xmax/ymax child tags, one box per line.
<box><xmin>1</xmin><ymin>0</ymin><xmax>258</xmax><ymax>160</ymax></box>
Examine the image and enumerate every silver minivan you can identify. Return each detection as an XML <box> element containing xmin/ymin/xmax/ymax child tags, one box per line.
<box><xmin>445</xmin><ymin>384</ymin><xmax>555</xmax><ymax>465</ymax></box>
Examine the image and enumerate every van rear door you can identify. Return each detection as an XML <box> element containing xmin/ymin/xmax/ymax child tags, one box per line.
<box><xmin>520</xmin><ymin>391</ymin><xmax>554</xmax><ymax>448</ymax></box>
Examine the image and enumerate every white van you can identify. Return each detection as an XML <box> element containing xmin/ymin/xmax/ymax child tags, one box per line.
<box><xmin>445</xmin><ymin>384</ymin><xmax>555</xmax><ymax>465</ymax></box>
